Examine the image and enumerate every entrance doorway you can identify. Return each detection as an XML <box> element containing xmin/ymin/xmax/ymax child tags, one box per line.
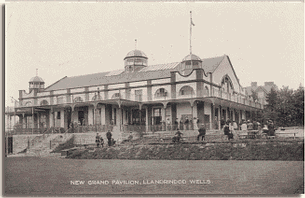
<box><xmin>132</xmin><ymin>109</ymin><xmax>146</xmax><ymax>125</ymax></box>
<box><xmin>78</xmin><ymin>111</ymin><xmax>84</xmax><ymax>125</ymax></box>
<box><xmin>5</xmin><ymin>136</ymin><xmax>13</xmax><ymax>154</ymax></box>
<box><xmin>204</xmin><ymin>114</ymin><xmax>210</xmax><ymax>130</ymax></box>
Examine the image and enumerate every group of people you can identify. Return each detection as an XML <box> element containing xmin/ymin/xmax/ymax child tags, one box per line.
<box><xmin>171</xmin><ymin>117</ymin><xmax>200</xmax><ymax>131</ymax></box>
<box><xmin>172</xmin><ymin>124</ymin><xmax>206</xmax><ymax>143</ymax></box>
<box><xmin>95</xmin><ymin>130</ymin><xmax>116</xmax><ymax>148</ymax></box>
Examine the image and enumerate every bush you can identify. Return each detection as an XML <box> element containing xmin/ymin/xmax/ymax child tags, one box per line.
<box><xmin>66</xmin><ymin>141</ymin><xmax>304</xmax><ymax>161</ymax></box>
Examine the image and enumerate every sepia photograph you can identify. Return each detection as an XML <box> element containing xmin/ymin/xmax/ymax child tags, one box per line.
<box><xmin>4</xmin><ymin>1</ymin><xmax>304</xmax><ymax>195</ymax></box>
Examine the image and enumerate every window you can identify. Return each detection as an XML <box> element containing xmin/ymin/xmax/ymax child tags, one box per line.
<box><xmin>92</xmin><ymin>94</ymin><xmax>102</xmax><ymax>101</ymax></box>
<box><xmin>24</xmin><ymin>101</ymin><xmax>32</xmax><ymax>106</ymax></box>
<box><xmin>205</xmin><ymin>86</ymin><xmax>209</xmax><ymax>96</ymax></box>
<box><xmin>40</xmin><ymin>100</ymin><xmax>48</xmax><ymax>106</ymax></box>
<box><xmin>258</xmin><ymin>92</ymin><xmax>264</xmax><ymax>98</ymax></box>
<box><xmin>57</xmin><ymin>96</ymin><xmax>64</xmax><ymax>104</ymax></box>
<box><xmin>112</xmin><ymin>93</ymin><xmax>120</xmax><ymax>99</ymax></box>
<box><xmin>153</xmin><ymin>108</ymin><xmax>161</xmax><ymax>117</ymax></box>
<box><xmin>155</xmin><ymin>88</ymin><xmax>167</xmax><ymax>98</ymax></box>
<box><xmin>135</xmin><ymin>89</ymin><xmax>142</xmax><ymax>101</ymax></box>
<box><xmin>179</xmin><ymin>86</ymin><xmax>194</xmax><ymax>96</ymax></box>
<box><xmin>27</xmin><ymin>116</ymin><xmax>33</xmax><ymax>128</ymax></box>
<box><xmin>113</xmin><ymin>108</ymin><xmax>117</xmax><ymax>125</ymax></box>
<box><xmin>57</xmin><ymin>111</ymin><xmax>61</xmax><ymax>119</ymax></box>
<box><xmin>73</xmin><ymin>97</ymin><xmax>83</xmax><ymax>103</ymax></box>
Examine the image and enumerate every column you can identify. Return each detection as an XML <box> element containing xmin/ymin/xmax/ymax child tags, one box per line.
<box><xmin>163</xmin><ymin>106</ymin><xmax>166</xmax><ymax>131</ymax></box>
<box><xmin>92</xmin><ymin>107</ymin><xmax>96</xmax><ymax>131</ymax></box>
<box><xmin>233</xmin><ymin>109</ymin><xmax>235</xmax><ymax>122</ymax></box>
<box><xmin>100</xmin><ymin>105</ymin><xmax>106</xmax><ymax>125</ymax></box>
<box><xmin>191</xmin><ymin>104</ymin><xmax>195</xmax><ymax>130</ymax></box>
<box><xmin>210</xmin><ymin>103</ymin><xmax>214</xmax><ymax>130</ymax></box>
<box><xmin>118</xmin><ymin>107</ymin><xmax>122</xmax><ymax>131</ymax></box>
<box><xmin>139</xmin><ymin>105</ymin><xmax>142</xmax><ymax>126</ymax></box>
<box><xmin>218</xmin><ymin>106</ymin><xmax>221</xmax><ymax>130</ymax></box>
<box><xmin>193</xmin><ymin>103</ymin><xmax>198</xmax><ymax>130</ymax></box>
<box><xmin>32</xmin><ymin>107</ymin><xmax>34</xmax><ymax>134</ymax></box>
<box><xmin>145</xmin><ymin>107</ymin><xmax>149</xmax><ymax>132</ymax></box>
<box><xmin>22</xmin><ymin>113</ymin><xmax>25</xmax><ymax>129</ymax></box>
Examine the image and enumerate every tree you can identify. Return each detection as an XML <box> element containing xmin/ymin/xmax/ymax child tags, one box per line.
<box><xmin>276</xmin><ymin>86</ymin><xmax>294</xmax><ymax>127</ymax></box>
<box><xmin>292</xmin><ymin>85</ymin><xmax>304</xmax><ymax>126</ymax></box>
<box><xmin>263</xmin><ymin>87</ymin><xmax>278</xmax><ymax>124</ymax></box>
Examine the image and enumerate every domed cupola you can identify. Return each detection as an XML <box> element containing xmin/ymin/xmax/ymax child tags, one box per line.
<box><xmin>180</xmin><ymin>53</ymin><xmax>202</xmax><ymax>75</ymax></box>
<box><xmin>29</xmin><ymin>69</ymin><xmax>45</xmax><ymax>93</ymax></box>
<box><xmin>124</xmin><ymin>49</ymin><xmax>148</xmax><ymax>72</ymax></box>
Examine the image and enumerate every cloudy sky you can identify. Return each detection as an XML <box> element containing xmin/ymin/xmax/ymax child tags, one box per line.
<box><xmin>5</xmin><ymin>2</ymin><xmax>304</xmax><ymax>106</ymax></box>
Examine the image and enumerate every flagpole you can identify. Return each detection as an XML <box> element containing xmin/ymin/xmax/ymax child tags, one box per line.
<box><xmin>190</xmin><ymin>11</ymin><xmax>192</xmax><ymax>55</ymax></box>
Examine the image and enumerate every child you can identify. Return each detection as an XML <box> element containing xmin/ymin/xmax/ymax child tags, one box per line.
<box><xmin>95</xmin><ymin>133</ymin><xmax>101</xmax><ymax>148</ymax></box>
<box><xmin>100</xmin><ymin>137</ymin><xmax>104</xmax><ymax>148</ymax></box>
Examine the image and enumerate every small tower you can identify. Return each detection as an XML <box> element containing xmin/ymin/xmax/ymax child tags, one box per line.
<box><xmin>180</xmin><ymin>54</ymin><xmax>202</xmax><ymax>75</ymax></box>
<box><xmin>29</xmin><ymin>69</ymin><xmax>45</xmax><ymax>93</ymax></box>
<box><xmin>124</xmin><ymin>39</ymin><xmax>148</xmax><ymax>72</ymax></box>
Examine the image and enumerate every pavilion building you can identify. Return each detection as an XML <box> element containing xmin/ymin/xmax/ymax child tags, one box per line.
<box><xmin>11</xmin><ymin>49</ymin><xmax>263</xmax><ymax>134</ymax></box>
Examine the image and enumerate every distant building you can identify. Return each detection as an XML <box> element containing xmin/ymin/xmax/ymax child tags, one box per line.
<box><xmin>8</xmin><ymin>49</ymin><xmax>263</xmax><ymax>136</ymax></box>
<box><xmin>245</xmin><ymin>82</ymin><xmax>279</xmax><ymax>106</ymax></box>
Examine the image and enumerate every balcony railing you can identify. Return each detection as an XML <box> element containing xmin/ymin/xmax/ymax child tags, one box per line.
<box><xmin>17</xmin><ymin>89</ymin><xmax>262</xmax><ymax>109</ymax></box>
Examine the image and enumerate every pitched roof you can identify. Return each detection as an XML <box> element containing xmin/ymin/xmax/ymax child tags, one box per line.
<box><xmin>182</xmin><ymin>54</ymin><xmax>202</xmax><ymax>62</ymax></box>
<box><xmin>44</xmin><ymin>55</ymin><xmax>227</xmax><ymax>91</ymax></box>
<box><xmin>44</xmin><ymin>65</ymin><xmax>176</xmax><ymax>91</ymax></box>
<box><xmin>139</xmin><ymin>62</ymin><xmax>179</xmax><ymax>72</ymax></box>
<box><xmin>202</xmin><ymin>55</ymin><xmax>225</xmax><ymax>73</ymax></box>
<box><xmin>29</xmin><ymin>76</ymin><xmax>44</xmax><ymax>83</ymax></box>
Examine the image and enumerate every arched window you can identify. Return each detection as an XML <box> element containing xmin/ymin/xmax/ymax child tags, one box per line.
<box><xmin>154</xmin><ymin>88</ymin><xmax>168</xmax><ymax>98</ymax></box>
<box><xmin>24</xmin><ymin>101</ymin><xmax>32</xmax><ymax>106</ymax></box>
<box><xmin>40</xmin><ymin>100</ymin><xmax>48</xmax><ymax>106</ymax></box>
<box><xmin>111</xmin><ymin>93</ymin><xmax>121</xmax><ymax>99</ymax></box>
<box><xmin>179</xmin><ymin>86</ymin><xmax>194</xmax><ymax>96</ymax></box>
<box><xmin>73</xmin><ymin>97</ymin><xmax>83</xmax><ymax>103</ymax></box>
<box><xmin>221</xmin><ymin>75</ymin><xmax>234</xmax><ymax>93</ymax></box>
<box><xmin>204</xmin><ymin>86</ymin><xmax>209</xmax><ymax>96</ymax></box>
<box><xmin>92</xmin><ymin>94</ymin><xmax>102</xmax><ymax>101</ymax></box>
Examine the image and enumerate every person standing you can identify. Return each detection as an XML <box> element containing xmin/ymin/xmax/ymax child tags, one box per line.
<box><xmin>174</xmin><ymin>118</ymin><xmax>178</xmax><ymax>130</ymax></box>
<box><xmin>220</xmin><ymin>117</ymin><xmax>225</xmax><ymax>129</ymax></box>
<box><xmin>185</xmin><ymin>118</ymin><xmax>189</xmax><ymax>130</ymax></box>
<box><xmin>223</xmin><ymin>122</ymin><xmax>233</xmax><ymax>140</ymax></box>
<box><xmin>241</xmin><ymin>121</ymin><xmax>248</xmax><ymax>132</ymax></box>
<box><xmin>267</xmin><ymin>120</ymin><xmax>275</xmax><ymax>136</ymax></box>
<box><xmin>233</xmin><ymin>121</ymin><xmax>238</xmax><ymax>131</ymax></box>
<box><xmin>106</xmin><ymin>130</ymin><xmax>112</xmax><ymax>146</ymax></box>
<box><xmin>95</xmin><ymin>133</ymin><xmax>101</xmax><ymax>148</ymax></box>
<box><xmin>179</xmin><ymin>119</ymin><xmax>184</xmax><ymax>130</ymax></box>
<box><xmin>197</xmin><ymin>124</ymin><xmax>206</xmax><ymax>141</ymax></box>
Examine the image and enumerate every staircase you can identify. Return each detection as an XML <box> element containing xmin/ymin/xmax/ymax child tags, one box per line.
<box><xmin>26</xmin><ymin>133</ymin><xmax>74</xmax><ymax>157</ymax></box>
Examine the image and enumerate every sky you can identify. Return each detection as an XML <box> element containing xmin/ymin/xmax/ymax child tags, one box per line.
<box><xmin>5</xmin><ymin>2</ymin><xmax>304</xmax><ymax>107</ymax></box>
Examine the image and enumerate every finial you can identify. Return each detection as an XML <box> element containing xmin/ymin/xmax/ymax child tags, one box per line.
<box><xmin>36</xmin><ymin>68</ymin><xmax>38</xmax><ymax>76</ymax></box>
<box><xmin>135</xmin><ymin>39</ymin><xmax>137</xmax><ymax>50</ymax></box>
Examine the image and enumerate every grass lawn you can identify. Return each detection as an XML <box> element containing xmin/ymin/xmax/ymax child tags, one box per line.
<box><xmin>4</xmin><ymin>157</ymin><xmax>304</xmax><ymax>195</ymax></box>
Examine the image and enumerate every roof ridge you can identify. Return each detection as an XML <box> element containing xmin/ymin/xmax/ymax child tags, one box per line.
<box><xmin>202</xmin><ymin>54</ymin><xmax>226</xmax><ymax>60</ymax></box>
<box><xmin>68</xmin><ymin>71</ymin><xmax>111</xmax><ymax>79</ymax></box>
<box><xmin>147</xmin><ymin>62</ymin><xmax>180</xmax><ymax>67</ymax></box>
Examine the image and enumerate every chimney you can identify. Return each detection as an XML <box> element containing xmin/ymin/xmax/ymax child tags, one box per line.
<box><xmin>264</xmin><ymin>82</ymin><xmax>274</xmax><ymax>86</ymax></box>
<box><xmin>251</xmin><ymin>82</ymin><xmax>257</xmax><ymax>87</ymax></box>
